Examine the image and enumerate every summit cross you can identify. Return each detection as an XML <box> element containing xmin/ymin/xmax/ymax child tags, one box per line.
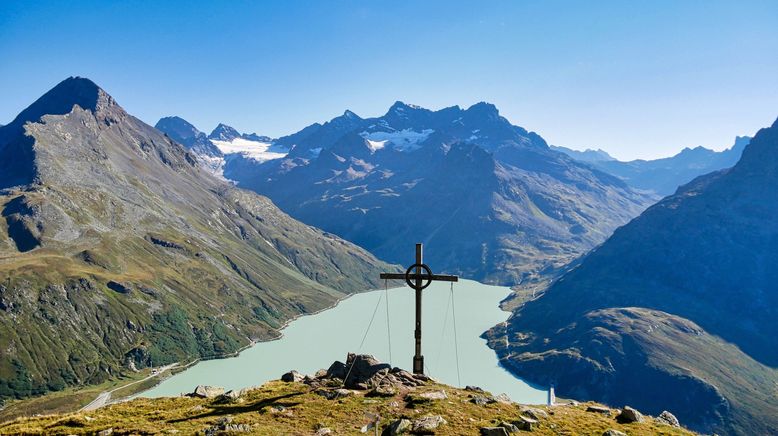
<box><xmin>380</xmin><ymin>243</ymin><xmax>458</xmax><ymax>375</ymax></box>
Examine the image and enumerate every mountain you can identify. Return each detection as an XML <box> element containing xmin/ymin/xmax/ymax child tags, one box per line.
<box><xmin>156</xmin><ymin>119</ymin><xmax>290</xmax><ymax>173</ymax></box>
<box><xmin>154</xmin><ymin>116</ymin><xmax>222</xmax><ymax>157</ymax></box>
<box><xmin>221</xmin><ymin>102</ymin><xmax>655</xmax><ymax>284</ymax></box>
<box><xmin>559</xmin><ymin>137</ymin><xmax>750</xmax><ymax>196</ymax></box>
<box><xmin>487</xmin><ymin>120</ymin><xmax>778</xmax><ymax>434</ymax></box>
<box><xmin>0</xmin><ymin>77</ymin><xmax>387</xmax><ymax>404</ymax></box>
<box><xmin>550</xmin><ymin>145</ymin><xmax>615</xmax><ymax>163</ymax></box>
<box><xmin>208</xmin><ymin>123</ymin><xmax>242</xmax><ymax>141</ymax></box>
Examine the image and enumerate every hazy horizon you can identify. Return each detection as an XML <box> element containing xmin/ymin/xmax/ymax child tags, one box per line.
<box><xmin>2</xmin><ymin>1</ymin><xmax>777</xmax><ymax>160</ymax></box>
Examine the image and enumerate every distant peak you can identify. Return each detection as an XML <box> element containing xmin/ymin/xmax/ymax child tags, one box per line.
<box><xmin>155</xmin><ymin>116</ymin><xmax>202</xmax><ymax>139</ymax></box>
<box><xmin>156</xmin><ymin>116</ymin><xmax>197</xmax><ymax>130</ymax></box>
<box><xmin>5</xmin><ymin>76</ymin><xmax>120</xmax><ymax>131</ymax></box>
<box><xmin>385</xmin><ymin>101</ymin><xmax>428</xmax><ymax>118</ymax></box>
<box><xmin>343</xmin><ymin>109</ymin><xmax>359</xmax><ymax>119</ymax></box>
<box><xmin>466</xmin><ymin>101</ymin><xmax>499</xmax><ymax>115</ymax></box>
<box><xmin>158</xmin><ymin>115</ymin><xmax>188</xmax><ymax>124</ymax></box>
<box><xmin>208</xmin><ymin>123</ymin><xmax>242</xmax><ymax>141</ymax></box>
<box><xmin>389</xmin><ymin>101</ymin><xmax>424</xmax><ymax>111</ymax></box>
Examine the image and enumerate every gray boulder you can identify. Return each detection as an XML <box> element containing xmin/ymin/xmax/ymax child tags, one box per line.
<box><xmin>616</xmin><ymin>406</ymin><xmax>644</xmax><ymax>424</ymax></box>
<box><xmin>515</xmin><ymin>416</ymin><xmax>537</xmax><ymax>431</ymax></box>
<box><xmin>498</xmin><ymin>421</ymin><xmax>519</xmax><ymax>433</ymax></box>
<box><xmin>343</xmin><ymin>353</ymin><xmax>391</xmax><ymax>389</ymax></box>
<box><xmin>602</xmin><ymin>430</ymin><xmax>627</xmax><ymax>436</ymax></box>
<box><xmin>281</xmin><ymin>370</ymin><xmax>304</xmax><ymax>383</ymax></box>
<box><xmin>493</xmin><ymin>393</ymin><xmax>512</xmax><ymax>404</ymax></box>
<box><xmin>192</xmin><ymin>385</ymin><xmax>225</xmax><ymax>398</ymax></box>
<box><xmin>418</xmin><ymin>390</ymin><xmax>448</xmax><ymax>400</ymax></box>
<box><xmin>326</xmin><ymin>360</ymin><xmax>347</xmax><ymax>380</ymax></box>
<box><xmin>411</xmin><ymin>415</ymin><xmax>447</xmax><ymax>434</ymax></box>
<box><xmin>586</xmin><ymin>405</ymin><xmax>611</xmax><ymax>415</ymax></box>
<box><xmin>657</xmin><ymin>410</ymin><xmax>680</xmax><ymax>427</ymax></box>
<box><xmin>521</xmin><ymin>407</ymin><xmax>549</xmax><ymax>420</ymax></box>
<box><xmin>382</xmin><ymin>418</ymin><xmax>412</xmax><ymax>435</ymax></box>
<box><xmin>470</xmin><ymin>394</ymin><xmax>494</xmax><ymax>406</ymax></box>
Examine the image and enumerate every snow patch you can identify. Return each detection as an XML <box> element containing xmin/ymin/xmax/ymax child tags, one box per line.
<box><xmin>212</xmin><ymin>138</ymin><xmax>289</xmax><ymax>163</ymax></box>
<box><xmin>197</xmin><ymin>155</ymin><xmax>227</xmax><ymax>180</ymax></box>
<box><xmin>366</xmin><ymin>139</ymin><xmax>387</xmax><ymax>152</ymax></box>
<box><xmin>359</xmin><ymin>129</ymin><xmax>434</xmax><ymax>152</ymax></box>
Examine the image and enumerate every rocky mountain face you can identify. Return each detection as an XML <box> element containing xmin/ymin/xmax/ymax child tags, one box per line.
<box><xmin>207</xmin><ymin>123</ymin><xmax>242</xmax><ymax>141</ymax></box>
<box><xmin>154</xmin><ymin>116</ymin><xmax>222</xmax><ymax>157</ymax></box>
<box><xmin>487</xmin><ymin>120</ymin><xmax>778</xmax><ymax>434</ymax></box>
<box><xmin>557</xmin><ymin>137</ymin><xmax>750</xmax><ymax>196</ymax></box>
<box><xmin>0</xmin><ymin>77</ymin><xmax>388</xmax><ymax>403</ymax></box>
<box><xmin>222</xmin><ymin>102</ymin><xmax>654</xmax><ymax>284</ymax></box>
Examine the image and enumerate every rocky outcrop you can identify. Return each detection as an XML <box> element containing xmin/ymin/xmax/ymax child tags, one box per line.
<box><xmin>282</xmin><ymin>353</ymin><xmax>433</xmax><ymax>395</ymax></box>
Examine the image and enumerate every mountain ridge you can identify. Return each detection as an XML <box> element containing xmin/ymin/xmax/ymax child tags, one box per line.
<box><xmin>488</xmin><ymin>118</ymin><xmax>778</xmax><ymax>434</ymax></box>
<box><xmin>220</xmin><ymin>101</ymin><xmax>654</xmax><ymax>284</ymax></box>
<box><xmin>555</xmin><ymin>137</ymin><xmax>750</xmax><ymax>195</ymax></box>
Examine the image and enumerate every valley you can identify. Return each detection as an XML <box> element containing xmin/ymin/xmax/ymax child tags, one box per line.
<box><xmin>0</xmin><ymin>77</ymin><xmax>773</xmax><ymax>435</ymax></box>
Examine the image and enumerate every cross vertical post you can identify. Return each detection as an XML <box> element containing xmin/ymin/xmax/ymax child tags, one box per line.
<box><xmin>380</xmin><ymin>243</ymin><xmax>458</xmax><ymax>375</ymax></box>
<box><xmin>413</xmin><ymin>243</ymin><xmax>423</xmax><ymax>374</ymax></box>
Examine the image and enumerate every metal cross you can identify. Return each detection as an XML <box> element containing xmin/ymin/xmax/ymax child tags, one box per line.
<box><xmin>380</xmin><ymin>243</ymin><xmax>458</xmax><ymax>375</ymax></box>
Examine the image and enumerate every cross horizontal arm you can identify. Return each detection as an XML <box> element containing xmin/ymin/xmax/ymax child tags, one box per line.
<box><xmin>380</xmin><ymin>273</ymin><xmax>459</xmax><ymax>282</ymax></box>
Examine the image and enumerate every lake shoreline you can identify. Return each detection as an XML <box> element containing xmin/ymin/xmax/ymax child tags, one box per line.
<box><xmin>127</xmin><ymin>284</ymin><xmax>400</xmax><ymax>400</ymax></box>
<box><xmin>138</xmin><ymin>279</ymin><xmax>548</xmax><ymax>404</ymax></box>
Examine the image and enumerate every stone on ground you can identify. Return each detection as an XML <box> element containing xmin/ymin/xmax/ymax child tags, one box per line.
<box><xmin>411</xmin><ymin>415</ymin><xmax>447</xmax><ymax>433</ymax></box>
<box><xmin>515</xmin><ymin>416</ymin><xmax>537</xmax><ymax>431</ymax></box>
<box><xmin>586</xmin><ymin>405</ymin><xmax>611</xmax><ymax>415</ymax></box>
<box><xmin>191</xmin><ymin>385</ymin><xmax>225</xmax><ymax>399</ymax></box>
<box><xmin>281</xmin><ymin>370</ymin><xmax>304</xmax><ymax>383</ymax></box>
<box><xmin>657</xmin><ymin>410</ymin><xmax>680</xmax><ymax>427</ymax></box>
<box><xmin>382</xmin><ymin>418</ymin><xmax>412</xmax><ymax>435</ymax></box>
<box><xmin>521</xmin><ymin>407</ymin><xmax>549</xmax><ymax>420</ymax></box>
<box><xmin>616</xmin><ymin>406</ymin><xmax>644</xmax><ymax>424</ymax></box>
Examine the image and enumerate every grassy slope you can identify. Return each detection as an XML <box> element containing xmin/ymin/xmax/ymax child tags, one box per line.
<box><xmin>0</xmin><ymin>379</ymin><xmax>696</xmax><ymax>435</ymax></box>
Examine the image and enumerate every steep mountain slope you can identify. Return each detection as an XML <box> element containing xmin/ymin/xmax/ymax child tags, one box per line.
<box><xmin>154</xmin><ymin>116</ymin><xmax>222</xmax><ymax>157</ymax></box>
<box><xmin>556</xmin><ymin>137</ymin><xmax>749</xmax><ymax>196</ymax></box>
<box><xmin>0</xmin><ymin>77</ymin><xmax>387</xmax><ymax>404</ymax></box>
<box><xmin>488</xmin><ymin>120</ymin><xmax>778</xmax><ymax>434</ymax></box>
<box><xmin>223</xmin><ymin>102</ymin><xmax>654</xmax><ymax>284</ymax></box>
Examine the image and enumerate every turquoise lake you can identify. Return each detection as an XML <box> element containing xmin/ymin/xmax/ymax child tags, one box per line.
<box><xmin>140</xmin><ymin>279</ymin><xmax>547</xmax><ymax>404</ymax></box>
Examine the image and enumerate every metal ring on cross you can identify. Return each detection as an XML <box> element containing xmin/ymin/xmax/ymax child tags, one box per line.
<box><xmin>405</xmin><ymin>263</ymin><xmax>433</xmax><ymax>290</ymax></box>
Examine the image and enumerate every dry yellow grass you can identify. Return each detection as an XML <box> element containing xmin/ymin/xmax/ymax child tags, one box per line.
<box><xmin>0</xmin><ymin>380</ymin><xmax>696</xmax><ymax>435</ymax></box>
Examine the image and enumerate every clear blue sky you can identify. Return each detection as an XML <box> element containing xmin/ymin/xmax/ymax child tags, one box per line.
<box><xmin>1</xmin><ymin>1</ymin><xmax>777</xmax><ymax>160</ymax></box>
